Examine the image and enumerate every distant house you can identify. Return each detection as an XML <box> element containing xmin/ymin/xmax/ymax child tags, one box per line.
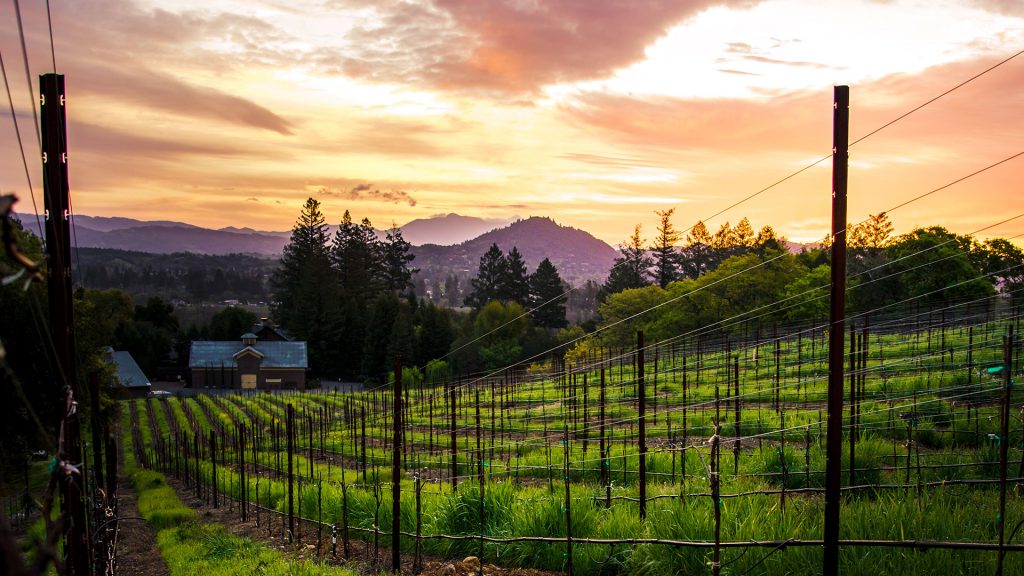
<box><xmin>189</xmin><ymin>332</ymin><xmax>307</xmax><ymax>390</ymax></box>
<box><xmin>101</xmin><ymin>347</ymin><xmax>151</xmax><ymax>399</ymax></box>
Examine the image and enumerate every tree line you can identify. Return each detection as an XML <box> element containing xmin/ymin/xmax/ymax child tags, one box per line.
<box><xmin>74</xmin><ymin>248</ymin><xmax>275</xmax><ymax>304</ymax></box>
<box><xmin>593</xmin><ymin>210</ymin><xmax>1024</xmax><ymax>349</ymax></box>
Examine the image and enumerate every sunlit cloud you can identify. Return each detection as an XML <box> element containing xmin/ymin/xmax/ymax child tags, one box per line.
<box><xmin>0</xmin><ymin>0</ymin><xmax>1019</xmax><ymax>247</ymax></box>
<box><xmin>312</xmin><ymin>183</ymin><xmax>418</xmax><ymax>206</ymax></box>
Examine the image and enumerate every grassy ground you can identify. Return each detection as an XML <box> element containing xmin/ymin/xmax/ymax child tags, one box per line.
<box><xmin>123</xmin><ymin>407</ymin><xmax>357</xmax><ymax>576</ymax></box>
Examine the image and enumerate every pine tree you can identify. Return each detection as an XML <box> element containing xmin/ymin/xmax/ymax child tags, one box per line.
<box><xmin>387</xmin><ymin>305</ymin><xmax>416</xmax><ymax>366</ymax></box>
<box><xmin>331</xmin><ymin>210</ymin><xmax>381</xmax><ymax>300</ymax></box>
<box><xmin>444</xmin><ymin>274</ymin><xmax>460</xmax><ymax>307</ymax></box>
<box><xmin>380</xmin><ymin>223</ymin><xmax>418</xmax><ymax>293</ymax></box>
<box><xmin>601</xmin><ymin>224</ymin><xmax>652</xmax><ymax>300</ymax></box>
<box><xmin>272</xmin><ymin>198</ymin><xmax>329</xmax><ymax>326</ymax></box>
<box><xmin>733</xmin><ymin>217</ymin><xmax>755</xmax><ymax>247</ymax></box>
<box><xmin>711</xmin><ymin>221</ymin><xmax>736</xmax><ymax>249</ymax></box>
<box><xmin>679</xmin><ymin>220</ymin><xmax>713</xmax><ymax>279</ymax></box>
<box><xmin>270</xmin><ymin>197</ymin><xmax>342</xmax><ymax>375</ymax></box>
<box><xmin>336</xmin><ymin>298</ymin><xmax>367</xmax><ymax>378</ymax></box>
<box><xmin>362</xmin><ymin>291</ymin><xmax>400</xmax><ymax>382</ymax></box>
<box><xmin>853</xmin><ymin>212</ymin><xmax>894</xmax><ymax>251</ymax></box>
<box><xmin>754</xmin><ymin>225</ymin><xmax>778</xmax><ymax>247</ymax></box>
<box><xmin>651</xmin><ymin>208</ymin><xmax>682</xmax><ymax>288</ymax></box>
<box><xmin>416</xmin><ymin>301</ymin><xmax>455</xmax><ymax>366</ymax></box>
<box><xmin>465</xmin><ymin>243</ymin><xmax>506</xmax><ymax>308</ymax></box>
<box><xmin>529</xmin><ymin>258</ymin><xmax>568</xmax><ymax>329</ymax></box>
<box><xmin>500</xmin><ymin>246</ymin><xmax>530</xmax><ymax>305</ymax></box>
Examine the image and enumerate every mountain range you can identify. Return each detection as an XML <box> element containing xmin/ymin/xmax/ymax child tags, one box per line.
<box><xmin>60</xmin><ymin>213</ymin><xmax>618</xmax><ymax>284</ymax></box>
<box><xmin>69</xmin><ymin>213</ymin><xmax>518</xmax><ymax>253</ymax></box>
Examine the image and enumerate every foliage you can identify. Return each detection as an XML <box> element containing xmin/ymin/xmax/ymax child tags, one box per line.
<box><xmin>651</xmin><ymin>208</ymin><xmax>681</xmax><ymax>288</ymax></box>
<box><xmin>270</xmin><ymin>197</ymin><xmax>338</xmax><ymax>358</ymax></box>
<box><xmin>416</xmin><ymin>301</ymin><xmax>455</xmax><ymax>366</ymax></box>
<box><xmin>884</xmin><ymin>227</ymin><xmax>994</xmax><ymax>306</ymax></box>
<box><xmin>976</xmin><ymin>238</ymin><xmax>1024</xmax><ymax>302</ymax></box>
<box><xmin>678</xmin><ymin>220</ymin><xmax>713</xmax><ymax>279</ymax></box>
<box><xmin>528</xmin><ymin>257</ymin><xmax>568</xmax><ymax>329</ymax></box>
<box><xmin>650</xmin><ymin>248</ymin><xmax>804</xmax><ymax>339</ymax></box>
<box><xmin>380</xmin><ymin>223</ymin><xmax>418</xmax><ymax>293</ymax></box>
<box><xmin>75</xmin><ymin>248</ymin><xmax>276</xmax><ymax>304</ymax></box>
<box><xmin>331</xmin><ymin>210</ymin><xmax>381</xmax><ymax>300</ymax></box>
<box><xmin>499</xmin><ymin>246</ymin><xmax>531</xmax><ymax>305</ymax></box>
<box><xmin>362</xmin><ymin>291</ymin><xmax>401</xmax><ymax>382</ymax></box>
<box><xmin>474</xmin><ymin>300</ymin><xmax>528</xmax><ymax>369</ymax></box>
<box><xmin>596</xmin><ymin>285</ymin><xmax>669</xmax><ymax>348</ymax></box>
<box><xmin>465</xmin><ymin>243</ymin><xmax>506</xmax><ymax>308</ymax></box>
<box><xmin>205</xmin><ymin>306</ymin><xmax>258</xmax><ymax>340</ymax></box>
<box><xmin>780</xmin><ymin>264</ymin><xmax>831</xmax><ymax>322</ymax></box>
<box><xmin>0</xmin><ymin>219</ymin><xmax>56</xmax><ymax>470</ymax></box>
<box><xmin>600</xmin><ymin>224</ymin><xmax>652</xmax><ymax>301</ymax></box>
<box><xmin>424</xmin><ymin>359</ymin><xmax>451</xmax><ymax>384</ymax></box>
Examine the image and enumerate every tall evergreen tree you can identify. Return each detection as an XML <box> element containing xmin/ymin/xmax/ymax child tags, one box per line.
<box><xmin>851</xmin><ymin>212</ymin><xmax>894</xmax><ymax>251</ymax></box>
<box><xmin>600</xmin><ymin>224</ymin><xmax>652</xmax><ymax>301</ymax></box>
<box><xmin>362</xmin><ymin>291</ymin><xmax>400</xmax><ymax>382</ymax></box>
<box><xmin>336</xmin><ymin>298</ymin><xmax>367</xmax><ymax>378</ymax></box>
<box><xmin>416</xmin><ymin>301</ymin><xmax>455</xmax><ymax>366</ymax></box>
<box><xmin>331</xmin><ymin>210</ymin><xmax>381</xmax><ymax>300</ymax></box>
<box><xmin>679</xmin><ymin>220</ymin><xmax>714</xmax><ymax>279</ymax></box>
<box><xmin>651</xmin><ymin>208</ymin><xmax>682</xmax><ymax>288</ymax></box>
<box><xmin>500</xmin><ymin>246</ymin><xmax>530</xmax><ymax>305</ymax></box>
<box><xmin>270</xmin><ymin>198</ymin><xmax>342</xmax><ymax>376</ymax></box>
<box><xmin>380</xmin><ymin>223</ymin><xmax>418</xmax><ymax>293</ymax></box>
<box><xmin>754</xmin><ymin>225</ymin><xmax>778</xmax><ymax>247</ymax></box>
<box><xmin>387</xmin><ymin>305</ymin><xmax>416</xmax><ymax>366</ymax></box>
<box><xmin>465</xmin><ymin>243</ymin><xmax>506</xmax><ymax>308</ymax></box>
<box><xmin>444</xmin><ymin>274</ymin><xmax>460</xmax><ymax>307</ymax></box>
<box><xmin>711</xmin><ymin>221</ymin><xmax>737</xmax><ymax>249</ymax></box>
<box><xmin>733</xmin><ymin>217</ymin><xmax>755</xmax><ymax>247</ymax></box>
<box><xmin>529</xmin><ymin>258</ymin><xmax>568</xmax><ymax>329</ymax></box>
<box><xmin>271</xmin><ymin>197</ymin><xmax>330</xmax><ymax>327</ymax></box>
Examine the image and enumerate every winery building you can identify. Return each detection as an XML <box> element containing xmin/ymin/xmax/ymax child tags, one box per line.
<box><xmin>189</xmin><ymin>332</ymin><xmax>307</xmax><ymax>390</ymax></box>
<box><xmin>101</xmin><ymin>346</ymin><xmax>151</xmax><ymax>399</ymax></box>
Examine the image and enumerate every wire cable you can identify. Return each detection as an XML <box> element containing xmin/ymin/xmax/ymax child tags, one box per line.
<box><xmin>0</xmin><ymin>49</ymin><xmax>43</xmax><ymax>241</ymax></box>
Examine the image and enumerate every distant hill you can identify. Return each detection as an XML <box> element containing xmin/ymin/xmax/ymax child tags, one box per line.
<box><xmin>73</xmin><ymin>214</ymin><xmax>202</xmax><ymax>232</ymax></box>
<box><xmin>399</xmin><ymin>213</ymin><xmax>509</xmax><ymax>246</ymax></box>
<box><xmin>412</xmin><ymin>217</ymin><xmax>617</xmax><ymax>286</ymax></box>
<box><xmin>64</xmin><ymin>213</ymin><xmax>513</xmax><ymax>254</ymax></box>
<box><xmin>57</xmin><ymin>213</ymin><xmax>618</xmax><ymax>288</ymax></box>
<box><xmin>72</xmin><ymin>223</ymin><xmax>291</xmax><ymax>255</ymax></box>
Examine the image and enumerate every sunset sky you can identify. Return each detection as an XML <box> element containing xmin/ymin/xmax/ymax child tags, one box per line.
<box><xmin>0</xmin><ymin>0</ymin><xmax>1022</xmax><ymax>245</ymax></box>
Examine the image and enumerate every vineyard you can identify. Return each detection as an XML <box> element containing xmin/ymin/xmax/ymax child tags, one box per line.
<box><xmin>123</xmin><ymin>300</ymin><xmax>1024</xmax><ymax>575</ymax></box>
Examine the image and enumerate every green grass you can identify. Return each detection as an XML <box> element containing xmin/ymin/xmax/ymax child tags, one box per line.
<box><xmin>121</xmin><ymin>408</ymin><xmax>357</xmax><ymax>576</ymax></box>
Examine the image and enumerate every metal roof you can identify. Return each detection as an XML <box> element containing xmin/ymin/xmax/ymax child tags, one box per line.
<box><xmin>189</xmin><ymin>340</ymin><xmax>308</xmax><ymax>369</ymax></box>
<box><xmin>109</xmin><ymin>351</ymin><xmax>151</xmax><ymax>388</ymax></box>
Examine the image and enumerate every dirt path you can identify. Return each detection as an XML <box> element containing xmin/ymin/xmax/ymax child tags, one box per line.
<box><xmin>115</xmin><ymin>427</ymin><xmax>170</xmax><ymax>576</ymax></box>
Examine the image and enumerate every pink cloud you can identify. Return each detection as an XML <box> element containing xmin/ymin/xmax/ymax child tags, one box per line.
<box><xmin>336</xmin><ymin>0</ymin><xmax>756</xmax><ymax>94</ymax></box>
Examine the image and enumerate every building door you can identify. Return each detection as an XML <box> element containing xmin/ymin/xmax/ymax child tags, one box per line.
<box><xmin>241</xmin><ymin>373</ymin><xmax>257</xmax><ymax>389</ymax></box>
